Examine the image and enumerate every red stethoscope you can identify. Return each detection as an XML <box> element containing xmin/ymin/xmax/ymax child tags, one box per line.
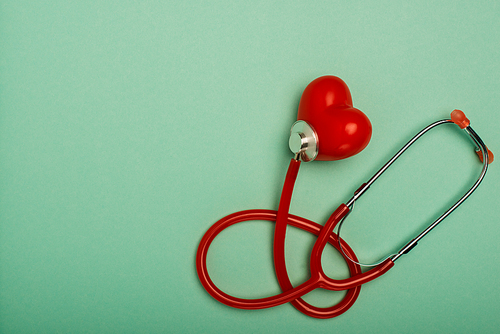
<box><xmin>196</xmin><ymin>76</ymin><xmax>493</xmax><ymax>318</ymax></box>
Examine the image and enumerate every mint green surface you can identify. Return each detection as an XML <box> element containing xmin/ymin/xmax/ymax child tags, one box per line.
<box><xmin>1</xmin><ymin>1</ymin><xmax>499</xmax><ymax>333</ymax></box>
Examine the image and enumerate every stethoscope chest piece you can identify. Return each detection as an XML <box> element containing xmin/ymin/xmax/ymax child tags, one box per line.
<box><xmin>289</xmin><ymin>120</ymin><xmax>318</xmax><ymax>162</ymax></box>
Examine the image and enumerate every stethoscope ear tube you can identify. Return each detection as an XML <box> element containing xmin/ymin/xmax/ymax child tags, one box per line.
<box><xmin>339</xmin><ymin>111</ymin><xmax>491</xmax><ymax>264</ymax></box>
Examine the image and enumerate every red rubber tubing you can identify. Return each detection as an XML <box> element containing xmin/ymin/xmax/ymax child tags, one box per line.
<box><xmin>196</xmin><ymin>159</ymin><xmax>394</xmax><ymax>318</ymax></box>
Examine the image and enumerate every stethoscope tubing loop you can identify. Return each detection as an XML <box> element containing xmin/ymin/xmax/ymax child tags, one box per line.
<box><xmin>195</xmin><ymin>209</ymin><xmax>362</xmax><ymax>312</ymax></box>
<box><xmin>196</xmin><ymin>159</ymin><xmax>394</xmax><ymax>318</ymax></box>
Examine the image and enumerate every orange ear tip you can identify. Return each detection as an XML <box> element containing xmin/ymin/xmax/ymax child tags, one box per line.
<box><xmin>487</xmin><ymin>148</ymin><xmax>494</xmax><ymax>163</ymax></box>
<box><xmin>451</xmin><ymin>109</ymin><xmax>470</xmax><ymax>129</ymax></box>
<box><xmin>476</xmin><ymin>147</ymin><xmax>494</xmax><ymax>164</ymax></box>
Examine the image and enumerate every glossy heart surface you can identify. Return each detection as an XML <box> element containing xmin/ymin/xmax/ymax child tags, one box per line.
<box><xmin>297</xmin><ymin>76</ymin><xmax>372</xmax><ymax>161</ymax></box>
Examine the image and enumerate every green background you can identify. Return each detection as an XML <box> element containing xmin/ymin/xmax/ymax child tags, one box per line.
<box><xmin>1</xmin><ymin>1</ymin><xmax>499</xmax><ymax>333</ymax></box>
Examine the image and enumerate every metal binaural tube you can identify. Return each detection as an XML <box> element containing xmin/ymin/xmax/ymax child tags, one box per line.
<box><xmin>338</xmin><ymin>117</ymin><xmax>490</xmax><ymax>266</ymax></box>
<box><xmin>346</xmin><ymin>119</ymin><xmax>452</xmax><ymax>208</ymax></box>
<box><xmin>391</xmin><ymin>125</ymin><xmax>489</xmax><ymax>262</ymax></box>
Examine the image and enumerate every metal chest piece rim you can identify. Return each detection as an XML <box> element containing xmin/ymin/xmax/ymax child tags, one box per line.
<box><xmin>289</xmin><ymin>120</ymin><xmax>319</xmax><ymax>162</ymax></box>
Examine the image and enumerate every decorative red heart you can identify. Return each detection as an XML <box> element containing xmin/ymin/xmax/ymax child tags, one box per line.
<box><xmin>297</xmin><ymin>76</ymin><xmax>372</xmax><ymax>161</ymax></box>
